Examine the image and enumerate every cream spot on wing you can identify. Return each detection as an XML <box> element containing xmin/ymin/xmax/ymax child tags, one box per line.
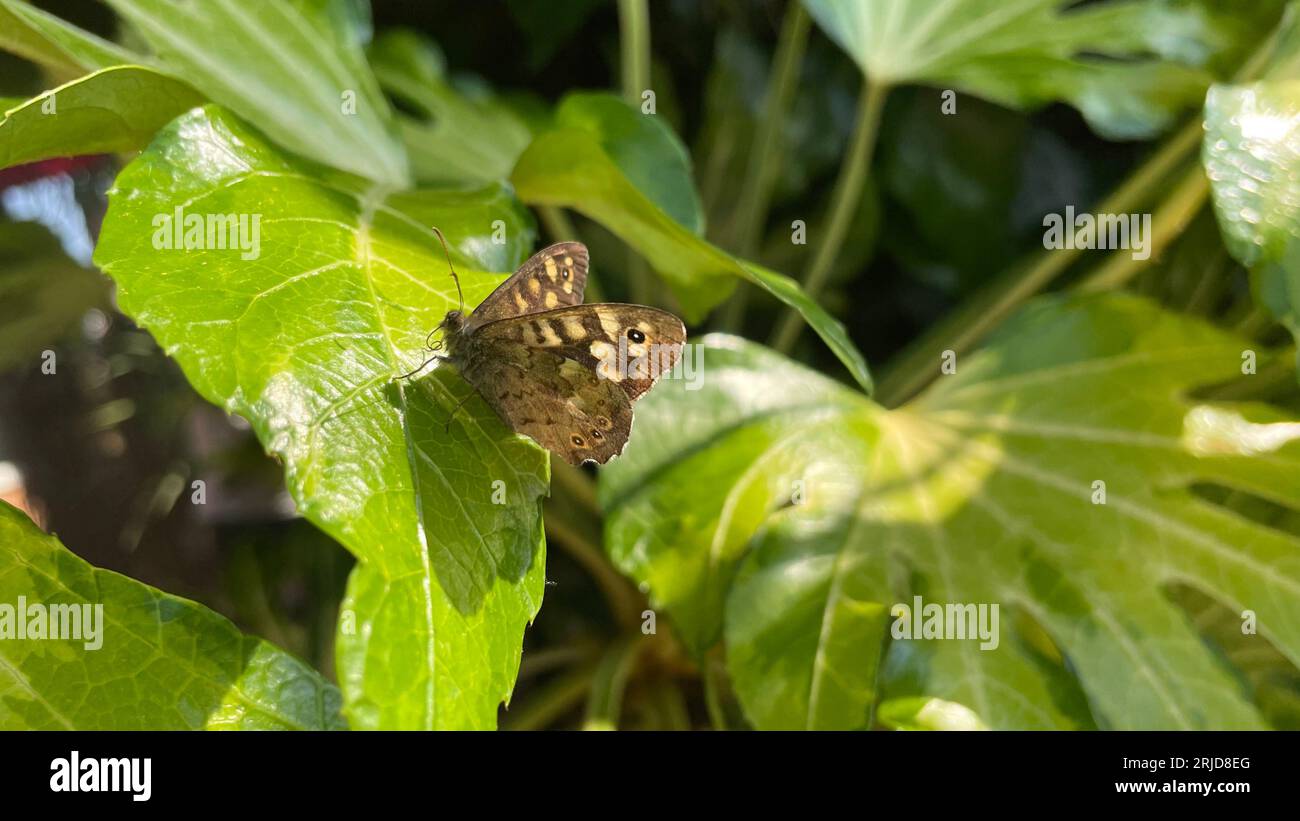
<box><xmin>544</xmin><ymin>258</ymin><xmax>558</xmax><ymax>279</ymax></box>
<box><xmin>539</xmin><ymin>321</ymin><xmax>561</xmax><ymax>346</ymax></box>
<box><xmin>564</xmin><ymin>256</ymin><xmax>574</xmax><ymax>267</ymax></box>
<box><xmin>514</xmin><ymin>291</ymin><xmax>528</xmax><ymax>312</ymax></box>
<box><xmin>529</xmin><ymin>277</ymin><xmax>541</xmax><ymax>295</ymax></box>
<box><xmin>599</xmin><ymin>314</ymin><xmax>621</xmax><ymax>338</ymax></box>
<box><xmin>562</xmin><ymin>279</ymin><xmax>573</xmax><ymax>294</ymax></box>
<box><xmin>564</xmin><ymin>318</ymin><xmax>587</xmax><ymax>339</ymax></box>
<box><xmin>597</xmin><ymin>358</ymin><xmax>623</xmax><ymax>382</ymax></box>
<box><xmin>544</xmin><ymin>291</ymin><xmax>559</xmax><ymax>309</ymax></box>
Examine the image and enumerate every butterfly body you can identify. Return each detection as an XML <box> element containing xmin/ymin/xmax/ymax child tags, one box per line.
<box><xmin>439</xmin><ymin>242</ymin><xmax>685</xmax><ymax>466</ymax></box>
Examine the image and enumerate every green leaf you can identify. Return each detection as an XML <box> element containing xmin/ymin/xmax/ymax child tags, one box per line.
<box><xmin>511</xmin><ymin>91</ymin><xmax>872</xmax><ymax>393</ymax></box>
<box><xmin>0</xmin><ymin>0</ymin><xmax>140</xmax><ymax>80</ymax></box>
<box><xmin>601</xmin><ymin>295</ymin><xmax>1300</xmax><ymax>729</ymax></box>
<box><xmin>93</xmin><ymin>105</ymin><xmax>548</xmax><ymax>730</ymax></box>
<box><xmin>103</xmin><ymin>0</ymin><xmax>409</xmax><ymax>186</ymax></box>
<box><xmin>0</xmin><ymin>501</ymin><xmax>344</xmax><ymax>729</ymax></box>
<box><xmin>368</xmin><ymin>29</ymin><xmax>535</xmax><ymax>186</ymax></box>
<box><xmin>1204</xmin><ymin>10</ymin><xmax>1300</xmax><ymax>366</ymax></box>
<box><xmin>801</xmin><ymin>0</ymin><xmax>1219</xmax><ymax>139</ymax></box>
<box><xmin>0</xmin><ymin>65</ymin><xmax>202</xmax><ymax>169</ymax></box>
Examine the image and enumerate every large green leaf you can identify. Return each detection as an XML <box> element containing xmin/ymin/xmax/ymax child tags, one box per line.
<box><xmin>801</xmin><ymin>0</ymin><xmax>1222</xmax><ymax>139</ymax></box>
<box><xmin>93</xmin><ymin>105</ymin><xmax>548</xmax><ymax>730</ymax></box>
<box><xmin>0</xmin><ymin>501</ymin><xmax>344</xmax><ymax>729</ymax></box>
<box><xmin>103</xmin><ymin>0</ymin><xmax>409</xmax><ymax>186</ymax></box>
<box><xmin>1204</xmin><ymin>10</ymin><xmax>1300</xmax><ymax>363</ymax></box>
<box><xmin>601</xmin><ymin>295</ymin><xmax>1300</xmax><ymax>729</ymax></box>
<box><xmin>0</xmin><ymin>0</ymin><xmax>139</xmax><ymax>80</ymax></box>
<box><xmin>0</xmin><ymin>65</ymin><xmax>201</xmax><ymax>169</ymax></box>
<box><xmin>512</xmin><ymin>92</ymin><xmax>873</xmax><ymax>393</ymax></box>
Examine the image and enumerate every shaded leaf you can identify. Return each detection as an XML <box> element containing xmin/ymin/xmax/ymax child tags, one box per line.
<box><xmin>0</xmin><ymin>501</ymin><xmax>344</xmax><ymax>729</ymax></box>
<box><xmin>369</xmin><ymin>29</ymin><xmax>535</xmax><ymax>186</ymax></box>
<box><xmin>0</xmin><ymin>65</ymin><xmax>202</xmax><ymax>169</ymax></box>
<box><xmin>601</xmin><ymin>296</ymin><xmax>1300</xmax><ymax>729</ymax></box>
<box><xmin>0</xmin><ymin>0</ymin><xmax>139</xmax><ymax>80</ymax></box>
<box><xmin>94</xmin><ymin>105</ymin><xmax>547</xmax><ymax>730</ymax></box>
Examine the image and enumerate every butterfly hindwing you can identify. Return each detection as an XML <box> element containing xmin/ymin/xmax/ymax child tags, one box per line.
<box><xmin>475</xmin><ymin>304</ymin><xmax>686</xmax><ymax>401</ymax></box>
<box><xmin>460</xmin><ymin>340</ymin><xmax>633</xmax><ymax>465</ymax></box>
<box><xmin>464</xmin><ymin>242</ymin><xmax>589</xmax><ymax>330</ymax></box>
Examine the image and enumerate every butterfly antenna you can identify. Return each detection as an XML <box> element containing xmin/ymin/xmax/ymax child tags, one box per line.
<box><xmin>430</xmin><ymin>226</ymin><xmax>464</xmax><ymax>313</ymax></box>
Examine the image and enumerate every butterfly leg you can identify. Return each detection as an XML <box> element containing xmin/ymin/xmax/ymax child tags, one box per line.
<box><xmin>395</xmin><ymin>353</ymin><xmax>448</xmax><ymax>381</ymax></box>
<box><xmin>444</xmin><ymin>390</ymin><xmax>474</xmax><ymax>433</ymax></box>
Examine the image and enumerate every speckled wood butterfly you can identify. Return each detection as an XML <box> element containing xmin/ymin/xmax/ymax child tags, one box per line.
<box><xmin>419</xmin><ymin>234</ymin><xmax>685</xmax><ymax>466</ymax></box>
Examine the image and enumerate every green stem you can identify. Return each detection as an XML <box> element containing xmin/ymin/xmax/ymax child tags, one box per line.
<box><xmin>582</xmin><ymin>636</ymin><xmax>644</xmax><ymax>730</ymax></box>
<box><xmin>718</xmin><ymin>2</ymin><xmax>812</xmax><ymax>330</ymax></box>
<box><xmin>1076</xmin><ymin>168</ymin><xmax>1209</xmax><ymax>292</ymax></box>
<box><xmin>543</xmin><ymin>506</ymin><xmax>643</xmax><ymax>630</ymax></box>
<box><xmin>771</xmin><ymin>79</ymin><xmax>889</xmax><ymax>352</ymax></box>
<box><xmin>874</xmin><ymin>118</ymin><xmax>1203</xmax><ymax>407</ymax></box>
<box><xmin>502</xmin><ymin>661</ymin><xmax>598</xmax><ymax>730</ymax></box>
<box><xmin>619</xmin><ymin>0</ymin><xmax>655</xmax><ymax>305</ymax></box>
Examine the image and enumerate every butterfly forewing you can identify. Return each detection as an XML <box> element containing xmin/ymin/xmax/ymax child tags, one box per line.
<box><xmin>475</xmin><ymin>304</ymin><xmax>685</xmax><ymax>401</ymax></box>
<box><xmin>464</xmin><ymin>242</ymin><xmax>588</xmax><ymax>330</ymax></box>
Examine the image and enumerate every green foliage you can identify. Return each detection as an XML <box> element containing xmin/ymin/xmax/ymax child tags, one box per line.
<box><xmin>1</xmin><ymin>0</ymin><xmax>1299</xmax><ymax>731</ymax></box>
<box><xmin>602</xmin><ymin>297</ymin><xmax>1300</xmax><ymax>729</ymax></box>
<box><xmin>0</xmin><ymin>501</ymin><xmax>344</xmax><ymax>729</ymax></box>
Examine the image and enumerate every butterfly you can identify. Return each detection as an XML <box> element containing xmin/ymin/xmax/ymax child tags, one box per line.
<box><xmin>412</xmin><ymin>232</ymin><xmax>686</xmax><ymax>466</ymax></box>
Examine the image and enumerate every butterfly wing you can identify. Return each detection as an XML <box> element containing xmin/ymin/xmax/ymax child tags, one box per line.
<box><xmin>474</xmin><ymin>304</ymin><xmax>686</xmax><ymax>401</ymax></box>
<box><xmin>461</xmin><ymin>340</ymin><xmax>633</xmax><ymax>465</ymax></box>
<box><xmin>464</xmin><ymin>242</ymin><xmax>589</xmax><ymax>330</ymax></box>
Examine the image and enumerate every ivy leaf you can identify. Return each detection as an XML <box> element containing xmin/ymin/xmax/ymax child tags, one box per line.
<box><xmin>601</xmin><ymin>295</ymin><xmax>1300</xmax><ymax>729</ymax></box>
<box><xmin>0</xmin><ymin>501</ymin><xmax>344</xmax><ymax>729</ymax></box>
<box><xmin>0</xmin><ymin>65</ymin><xmax>202</xmax><ymax>169</ymax></box>
<box><xmin>801</xmin><ymin>0</ymin><xmax>1221</xmax><ymax>139</ymax></box>
<box><xmin>1204</xmin><ymin>9</ymin><xmax>1300</xmax><ymax>365</ymax></box>
<box><xmin>93</xmin><ymin>105</ymin><xmax>548</xmax><ymax>730</ymax></box>
<box><xmin>0</xmin><ymin>0</ymin><xmax>140</xmax><ymax>80</ymax></box>
<box><xmin>103</xmin><ymin>0</ymin><xmax>409</xmax><ymax>186</ymax></box>
<box><xmin>512</xmin><ymin>91</ymin><xmax>873</xmax><ymax>393</ymax></box>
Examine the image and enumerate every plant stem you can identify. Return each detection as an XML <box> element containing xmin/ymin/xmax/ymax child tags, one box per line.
<box><xmin>502</xmin><ymin>661</ymin><xmax>598</xmax><ymax>730</ymax></box>
<box><xmin>1075</xmin><ymin>169</ymin><xmax>1209</xmax><ymax>293</ymax></box>
<box><xmin>618</xmin><ymin>0</ymin><xmax>654</xmax><ymax>304</ymax></box>
<box><xmin>771</xmin><ymin>78</ymin><xmax>889</xmax><ymax>352</ymax></box>
<box><xmin>874</xmin><ymin>118</ymin><xmax>1203</xmax><ymax>407</ymax></box>
<box><xmin>582</xmin><ymin>635</ymin><xmax>644</xmax><ymax>730</ymax></box>
<box><xmin>543</xmin><ymin>506</ymin><xmax>643</xmax><ymax>630</ymax></box>
<box><xmin>718</xmin><ymin>1</ymin><xmax>812</xmax><ymax>330</ymax></box>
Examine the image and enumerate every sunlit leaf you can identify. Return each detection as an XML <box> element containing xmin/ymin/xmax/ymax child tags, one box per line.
<box><xmin>0</xmin><ymin>501</ymin><xmax>345</xmax><ymax>729</ymax></box>
<box><xmin>602</xmin><ymin>295</ymin><xmax>1300</xmax><ymax>729</ymax></box>
<box><xmin>0</xmin><ymin>0</ymin><xmax>139</xmax><ymax>80</ymax></box>
<box><xmin>801</xmin><ymin>0</ymin><xmax>1224</xmax><ymax>139</ymax></box>
<box><xmin>103</xmin><ymin>0</ymin><xmax>409</xmax><ymax>186</ymax></box>
<box><xmin>94</xmin><ymin>105</ymin><xmax>547</xmax><ymax>730</ymax></box>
